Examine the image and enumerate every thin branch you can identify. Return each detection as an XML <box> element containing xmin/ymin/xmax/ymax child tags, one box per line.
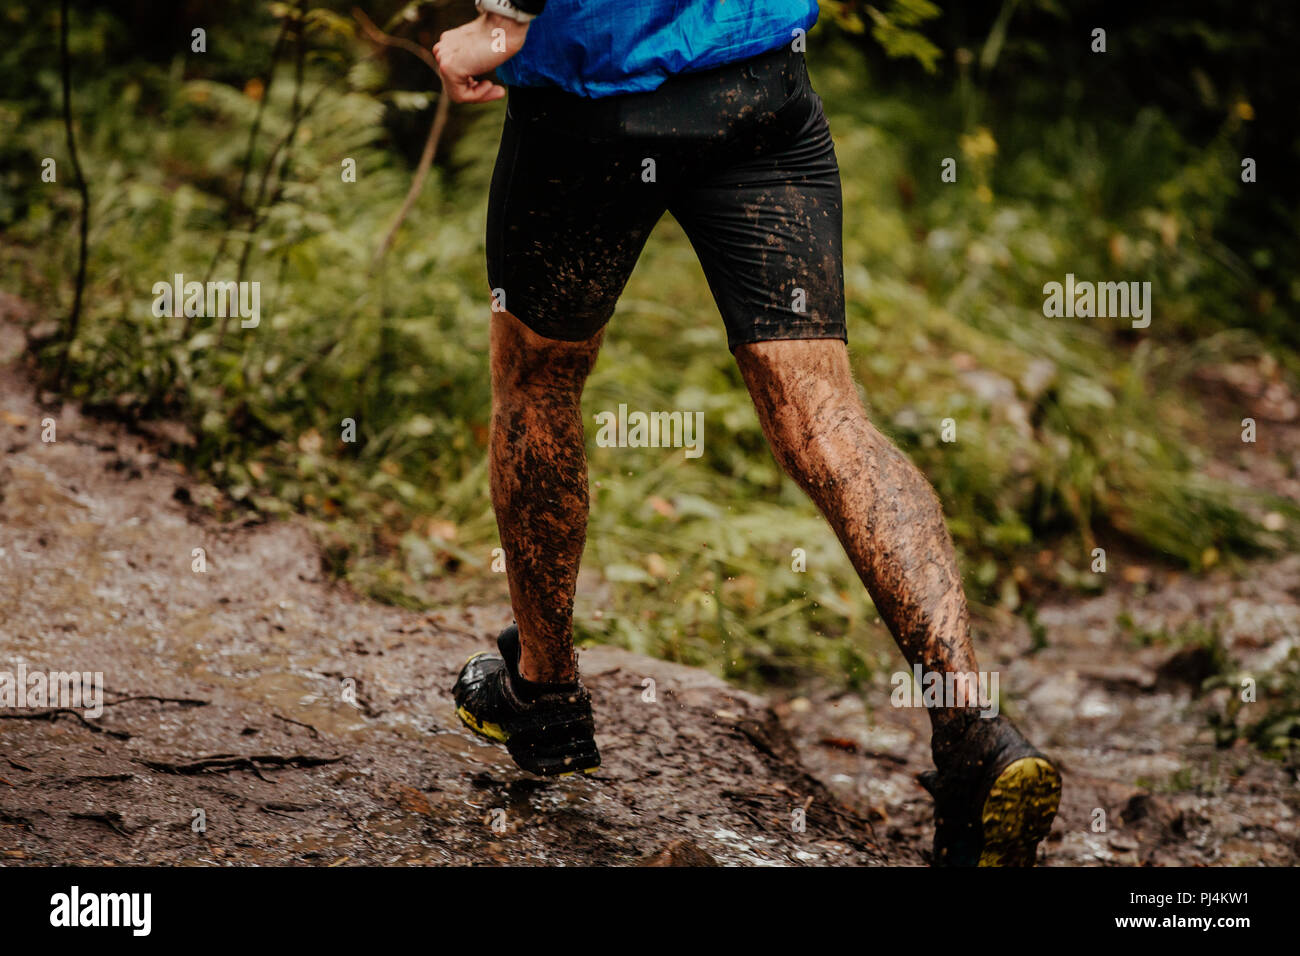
<box><xmin>55</xmin><ymin>0</ymin><xmax>90</xmax><ymax>389</ymax></box>
<box><xmin>273</xmin><ymin>712</ymin><xmax>322</xmax><ymax>739</ymax></box>
<box><xmin>352</xmin><ymin>7</ymin><xmax>440</xmax><ymax>73</ymax></box>
<box><xmin>136</xmin><ymin>753</ymin><xmax>344</xmax><ymax>775</ymax></box>
<box><xmin>371</xmin><ymin>93</ymin><xmax>450</xmax><ymax>272</ymax></box>
<box><xmin>103</xmin><ymin>695</ymin><xmax>209</xmax><ymax>708</ymax></box>
<box><xmin>352</xmin><ymin>6</ymin><xmax>451</xmax><ymax>271</ymax></box>
<box><xmin>0</xmin><ymin>709</ymin><xmax>130</xmax><ymax>740</ymax></box>
<box><xmin>220</xmin><ymin>9</ymin><xmax>311</xmax><ymax>348</ymax></box>
<box><xmin>198</xmin><ymin>14</ymin><xmax>293</xmax><ymax>302</ymax></box>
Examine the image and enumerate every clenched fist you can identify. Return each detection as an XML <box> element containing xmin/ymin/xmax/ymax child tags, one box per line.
<box><xmin>433</xmin><ymin>12</ymin><xmax>529</xmax><ymax>104</ymax></box>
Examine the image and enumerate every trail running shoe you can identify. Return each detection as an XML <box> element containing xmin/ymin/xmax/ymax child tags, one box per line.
<box><xmin>919</xmin><ymin>714</ymin><xmax>1061</xmax><ymax>867</ymax></box>
<box><xmin>453</xmin><ymin>624</ymin><xmax>600</xmax><ymax>777</ymax></box>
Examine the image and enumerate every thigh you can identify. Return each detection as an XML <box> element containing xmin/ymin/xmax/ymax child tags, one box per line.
<box><xmin>486</xmin><ymin>100</ymin><xmax>668</xmax><ymax>343</ymax></box>
<box><xmin>668</xmin><ymin>79</ymin><xmax>847</xmax><ymax>352</ymax></box>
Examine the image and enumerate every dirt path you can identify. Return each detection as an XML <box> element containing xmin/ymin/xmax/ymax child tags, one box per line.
<box><xmin>0</xmin><ymin>311</ymin><xmax>884</xmax><ymax>866</ymax></box>
<box><xmin>781</xmin><ymin>359</ymin><xmax>1300</xmax><ymax>866</ymax></box>
<box><xmin>780</xmin><ymin>553</ymin><xmax>1300</xmax><ymax>865</ymax></box>
<box><xmin>2</xmin><ymin>300</ymin><xmax>1296</xmax><ymax>866</ymax></box>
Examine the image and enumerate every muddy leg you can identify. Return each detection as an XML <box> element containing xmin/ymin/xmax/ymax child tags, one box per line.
<box><xmin>490</xmin><ymin>310</ymin><xmax>603</xmax><ymax>684</ymax></box>
<box><xmin>734</xmin><ymin>338</ymin><xmax>981</xmax><ymax>732</ymax></box>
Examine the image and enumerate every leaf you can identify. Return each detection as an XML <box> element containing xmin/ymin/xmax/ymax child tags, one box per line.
<box><xmin>604</xmin><ymin>563</ymin><xmax>654</xmax><ymax>584</ymax></box>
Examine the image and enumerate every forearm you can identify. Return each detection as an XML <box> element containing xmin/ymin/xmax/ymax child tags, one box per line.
<box><xmin>482</xmin><ymin>10</ymin><xmax>531</xmax><ymax>49</ymax></box>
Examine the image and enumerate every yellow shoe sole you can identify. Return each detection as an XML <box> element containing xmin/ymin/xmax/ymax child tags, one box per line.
<box><xmin>455</xmin><ymin>703</ymin><xmax>599</xmax><ymax>778</ymax></box>
<box><xmin>456</xmin><ymin>704</ymin><xmax>509</xmax><ymax>743</ymax></box>
<box><xmin>978</xmin><ymin>756</ymin><xmax>1062</xmax><ymax>867</ymax></box>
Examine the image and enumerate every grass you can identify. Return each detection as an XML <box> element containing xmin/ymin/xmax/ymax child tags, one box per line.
<box><xmin>2</xmin><ymin>6</ymin><xmax>1298</xmax><ymax>695</ymax></box>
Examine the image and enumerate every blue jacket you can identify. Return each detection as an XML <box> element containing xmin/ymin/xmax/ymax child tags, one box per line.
<box><xmin>496</xmin><ymin>0</ymin><xmax>820</xmax><ymax>98</ymax></box>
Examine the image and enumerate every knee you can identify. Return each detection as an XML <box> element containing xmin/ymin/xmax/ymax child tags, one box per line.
<box><xmin>764</xmin><ymin>401</ymin><xmax>862</xmax><ymax>488</ymax></box>
<box><xmin>736</xmin><ymin>339</ymin><xmax>868</xmax><ymax>483</ymax></box>
<box><xmin>491</xmin><ymin>310</ymin><xmax>602</xmax><ymax>400</ymax></box>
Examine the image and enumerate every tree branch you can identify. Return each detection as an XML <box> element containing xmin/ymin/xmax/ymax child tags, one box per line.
<box><xmin>56</xmin><ymin>0</ymin><xmax>90</xmax><ymax>389</ymax></box>
<box><xmin>352</xmin><ymin>7</ymin><xmax>451</xmax><ymax>271</ymax></box>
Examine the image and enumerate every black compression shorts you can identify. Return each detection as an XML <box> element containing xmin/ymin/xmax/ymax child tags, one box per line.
<box><xmin>485</xmin><ymin>43</ymin><xmax>847</xmax><ymax>351</ymax></box>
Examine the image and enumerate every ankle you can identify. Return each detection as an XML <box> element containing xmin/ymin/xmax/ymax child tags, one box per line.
<box><xmin>517</xmin><ymin>651</ymin><xmax>576</xmax><ymax>686</ymax></box>
<box><xmin>929</xmin><ymin>706</ymin><xmax>980</xmax><ymax>746</ymax></box>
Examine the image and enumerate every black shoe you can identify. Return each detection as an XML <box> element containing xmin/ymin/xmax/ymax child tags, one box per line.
<box><xmin>452</xmin><ymin>625</ymin><xmax>600</xmax><ymax>777</ymax></box>
<box><xmin>919</xmin><ymin>714</ymin><xmax>1061</xmax><ymax>867</ymax></box>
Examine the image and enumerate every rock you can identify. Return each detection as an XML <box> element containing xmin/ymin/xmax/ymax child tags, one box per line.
<box><xmin>137</xmin><ymin>418</ymin><xmax>197</xmax><ymax>448</ymax></box>
<box><xmin>24</xmin><ymin>320</ymin><xmax>61</xmax><ymax>345</ymax></box>
<box><xmin>1121</xmin><ymin>792</ymin><xmax>1184</xmax><ymax>836</ymax></box>
<box><xmin>638</xmin><ymin>839</ymin><xmax>719</xmax><ymax>867</ymax></box>
<box><xmin>1155</xmin><ymin>644</ymin><xmax>1218</xmax><ymax>692</ymax></box>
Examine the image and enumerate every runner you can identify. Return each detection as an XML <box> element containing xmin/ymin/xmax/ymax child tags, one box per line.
<box><xmin>434</xmin><ymin>0</ymin><xmax>1062</xmax><ymax>866</ymax></box>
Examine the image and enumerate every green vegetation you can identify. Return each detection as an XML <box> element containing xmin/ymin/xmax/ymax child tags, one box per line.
<box><xmin>1208</xmin><ymin>647</ymin><xmax>1300</xmax><ymax>755</ymax></box>
<box><xmin>2</xmin><ymin>1</ymin><xmax>1297</xmax><ymax>694</ymax></box>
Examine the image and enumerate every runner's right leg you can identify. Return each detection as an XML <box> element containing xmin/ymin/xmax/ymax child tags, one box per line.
<box><xmin>451</xmin><ymin>309</ymin><xmax>604</xmax><ymax>777</ymax></box>
<box><xmin>489</xmin><ymin>309</ymin><xmax>603</xmax><ymax>684</ymax></box>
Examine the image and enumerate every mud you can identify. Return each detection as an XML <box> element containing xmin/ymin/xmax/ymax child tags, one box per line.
<box><xmin>780</xmin><ymin>550</ymin><xmax>1300</xmax><ymax>866</ymax></box>
<box><xmin>780</xmin><ymin>361</ymin><xmax>1300</xmax><ymax>866</ymax></box>
<box><xmin>2</xmin><ymin>299</ymin><xmax>1297</xmax><ymax>865</ymax></box>
<box><xmin>0</xmin><ymin>311</ymin><xmax>880</xmax><ymax>866</ymax></box>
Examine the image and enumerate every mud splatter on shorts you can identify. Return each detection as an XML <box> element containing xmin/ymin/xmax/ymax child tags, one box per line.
<box><xmin>486</xmin><ymin>44</ymin><xmax>846</xmax><ymax>351</ymax></box>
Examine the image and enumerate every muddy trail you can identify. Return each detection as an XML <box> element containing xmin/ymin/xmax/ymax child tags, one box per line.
<box><xmin>1</xmin><ymin>303</ymin><xmax>1297</xmax><ymax>866</ymax></box>
<box><xmin>0</xmin><ymin>312</ymin><xmax>883</xmax><ymax>866</ymax></box>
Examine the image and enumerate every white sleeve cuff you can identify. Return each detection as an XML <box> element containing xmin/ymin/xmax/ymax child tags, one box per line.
<box><xmin>475</xmin><ymin>0</ymin><xmax>538</xmax><ymax>23</ymax></box>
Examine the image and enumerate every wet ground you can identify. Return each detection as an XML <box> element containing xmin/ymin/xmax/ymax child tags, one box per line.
<box><xmin>0</xmin><ymin>312</ymin><xmax>879</xmax><ymax>866</ymax></box>
<box><xmin>779</xmin><ymin>552</ymin><xmax>1300</xmax><ymax>866</ymax></box>
<box><xmin>1</xmin><ymin>304</ymin><xmax>1296</xmax><ymax>866</ymax></box>
<box><xmin>781</xmin><ymin>355</ymin><xmax>1300</xmax><ymax>866</ymax></box>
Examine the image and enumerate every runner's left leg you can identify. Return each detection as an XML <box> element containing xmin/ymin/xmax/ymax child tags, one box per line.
<box><xmin>665</xmin><ymin>46</ymin><xmax>985</xmax><ymax>729</ymax></box>
<box><xmin>733</xmin><ymin>337</ymin><xmax>983</xmax><ymax>732</ymax></box>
